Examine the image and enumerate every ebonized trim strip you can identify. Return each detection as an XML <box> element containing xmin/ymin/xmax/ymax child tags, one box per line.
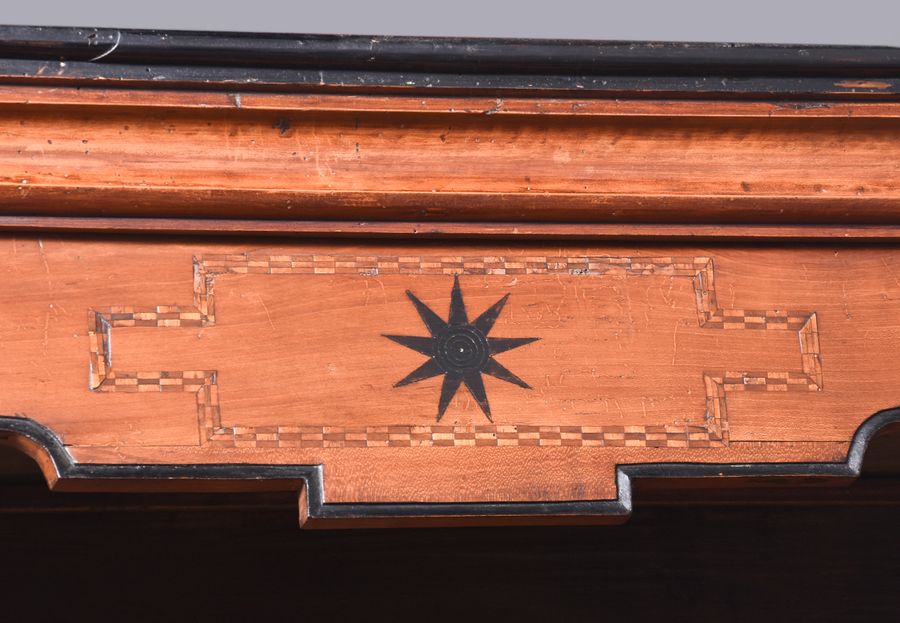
<box><xmin>0</xmin><ymin>26</ymin><xmax>898</xmax><ymax>98</ymax></box>
<box><xmin>1</xmin><ymin>26</ymin><xmax>898</xmax><ymax>76</ymax></box>
<box><xmin>0</xmin><ymin>407</ymin><xmax>897</xmax><ymax>524</ymax></box>
<box><xmin>5</xmin><ymin>218</ymin><xmax>900</xmax><ymax>242</ymax></box>
<box><xmin>1</xmin><ymin>59</ymin><xmax>897</xmax><ymax>98</ymax></box>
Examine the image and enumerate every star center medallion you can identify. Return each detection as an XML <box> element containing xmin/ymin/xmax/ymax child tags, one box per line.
<box><xmin>384</xmin><ymin>275</ymin><xmax>539</xmax><ymax>422</ymax></box>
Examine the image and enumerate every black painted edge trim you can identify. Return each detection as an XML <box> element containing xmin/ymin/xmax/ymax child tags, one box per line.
<box><xmin>1</xmin><ymin>25</ymin><xmax>899</xmax><ymax>75</ymax></box>
<box><xmin>0</xmin><ymin>25</ymin><xmax>899</xmax><ymax>98</ymax></box>
<box><xmin>1</xmin><ymin>407</ymin><xmax>897</xmax><ymax>523</ymax></box>
<box><xmin>2</xmin><ymin>58</ymin><xmax>899</xmax><ymax>99</ymax></box>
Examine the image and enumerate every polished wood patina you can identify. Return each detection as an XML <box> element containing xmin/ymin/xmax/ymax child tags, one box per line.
<box><xmin>0</xmin><ymin>27</ymin><xmax>899</xmax><ymax>526</ymax></box>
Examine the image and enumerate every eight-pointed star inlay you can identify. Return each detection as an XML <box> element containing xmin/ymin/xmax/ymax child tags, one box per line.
<box><xmin>384</xmin><ymin>276</ymin><xmax>539</xmax><ymax>422</ymax></box>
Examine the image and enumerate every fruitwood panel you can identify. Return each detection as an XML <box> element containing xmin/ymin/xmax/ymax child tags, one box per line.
<box><xmin>1</xmin><ymin>97</ymin><xmax>899</xmax><ymax>222</ymax></box>
<box><xmin>0</xmin><ymin>238</ymin><xmax>898</xmax><ymax>505</ymax></box>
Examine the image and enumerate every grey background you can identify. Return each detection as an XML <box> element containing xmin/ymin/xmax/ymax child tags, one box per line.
<box><xmin>2</xmin><ymin>0</ymin><xmax>899</xmax><ymax>46</ymax></box>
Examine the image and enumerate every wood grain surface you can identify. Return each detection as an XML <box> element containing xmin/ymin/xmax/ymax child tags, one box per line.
<box><xmin>1</xmin><ymin>71</ymin><xmax>899</xmax><ymax>526</ymax></box>
<box><xmin>0</xmin><ymin>85</ymin><xmax>898</xmax><ymax>223</ymax></box>
<box><xmin>2</xmin><ymin>237</ymin><xmax>898</xmax><ymax>510</ymax></box>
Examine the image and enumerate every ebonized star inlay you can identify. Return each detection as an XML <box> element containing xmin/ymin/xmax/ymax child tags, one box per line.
<box><xmin>384</xmin><ymin>276</ymin><xmax>539</xmax><ymax>422</ymax></box>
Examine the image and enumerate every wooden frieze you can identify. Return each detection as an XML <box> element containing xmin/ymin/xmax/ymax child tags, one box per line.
<box><xmin>0</xmin><ymin>27</ymin><xmax>899</xmax><ymax>526</ymax></box>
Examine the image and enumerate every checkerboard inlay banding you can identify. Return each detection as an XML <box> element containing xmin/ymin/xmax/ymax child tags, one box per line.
<box><xmin>87</xmin><ymin>255</ymin><xmax>822</xmax><ymax>449</ymax></box>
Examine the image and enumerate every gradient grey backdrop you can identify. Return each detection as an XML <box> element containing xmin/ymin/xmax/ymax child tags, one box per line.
<box><xmin>2</xmin><ymin>0</ymin><xmax>899</xmax><ymax>46</ymax></box>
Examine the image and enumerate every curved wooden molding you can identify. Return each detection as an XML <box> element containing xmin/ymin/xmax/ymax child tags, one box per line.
<box><xmin>1</xmin><ymin>409</ymin><xmax>897</xmax><ymax>528</ymax></box>
<box><xmin>0</xmin><ymin>85</ymin><xmax>898</xmax><ymax>226</ymax></box>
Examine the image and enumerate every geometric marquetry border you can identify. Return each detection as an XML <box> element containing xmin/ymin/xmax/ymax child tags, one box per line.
<box><xmin>88</xmin><ymin>254</ymin><xmax>821</xmax><ymax>449</ymax></box>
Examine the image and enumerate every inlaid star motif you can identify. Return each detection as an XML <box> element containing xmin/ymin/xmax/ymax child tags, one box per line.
<box><xmin>384</xmin><ymin>276</ymin><xmax>539</xmax><ymax>422</ymax></box>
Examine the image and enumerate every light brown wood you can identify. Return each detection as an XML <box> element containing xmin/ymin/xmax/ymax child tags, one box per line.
<box><xmin>2</xmin><ymin>238</ymin><xmax>897</xmax><ymax>510</ymax></box>
<box><xmin>1</xmin><ymin>56</ymin><xmax>899</xmax><ymax>526</ymax></box>
<box><xmin>0</xmin><ymin>86</ymin><xmax>898</xmax><ymax>223</ymax></box>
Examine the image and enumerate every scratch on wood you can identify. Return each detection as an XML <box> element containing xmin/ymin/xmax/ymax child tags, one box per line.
<box><xmin>672</xmin><ymin>320</ymin><xmax>679</xmax><ymax>365</ymax></box>
<box><xmin>255</xmin><ymin>293</ymin><xmax>275</xmax><ymax>331</ymax></box>
<box><xmin>88</xmin><ymin>30</ymin><xmax>122</xmax><ymax>62</ymax></box>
